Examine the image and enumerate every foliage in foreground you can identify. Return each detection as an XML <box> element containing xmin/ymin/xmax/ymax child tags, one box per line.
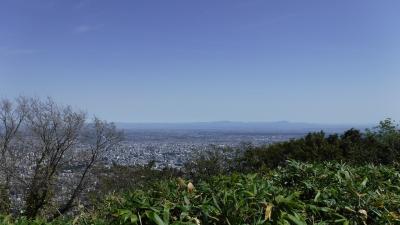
<box><xmin>6</xmin><ymin>161</ymin><xmax>398</xmax><ymax>225</ymax></box>
<box><xmin>1</xmin><ymin>119</ymin><xmax>400</xmax><ymax>224</ymax></box>
<box><xmin>183</xmin><ymin>119</ymin><xmax>400</xmax><ymax>183</ymax></box>
<box><xmin>238</xmin><ymin>119</ymin><xmax>400</xmax><ymax>171</ymax></box>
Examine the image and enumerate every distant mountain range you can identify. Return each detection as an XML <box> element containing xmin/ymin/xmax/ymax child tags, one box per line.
<box><xmin>115</xmin><ymin>121</ymin><xmax>372</xmax><ymax>133</ymax></box>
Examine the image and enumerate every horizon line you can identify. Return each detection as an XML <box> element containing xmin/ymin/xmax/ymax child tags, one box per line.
<box><xmin>112</xmin><ymin>120</ymin><xmax>376</xmax><ymax>126</ymax></box>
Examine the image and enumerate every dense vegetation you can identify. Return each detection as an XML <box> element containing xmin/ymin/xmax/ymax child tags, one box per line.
<box><xmin>1</xmin><ymin>161</ymin><xmax>400</xmax><ymax>224</ymax></box>
<box><xmin>183</xmin><ymin>119</ymin><xmax>400</xmax><ymax>182</ymax></box>
<box><xmin>239</xmin><ymin>119</ymin><xmax>400</xmax><ymax>170</ymax></box>
<box><xmin>86</xmin><ymin>161</ymin><xmax>399</xmax><ymax>225</ymax></box>
<box><xmin>1</xmin><ymin>118</ymin><xmax>400</xmax><ymax>224</ymax></box>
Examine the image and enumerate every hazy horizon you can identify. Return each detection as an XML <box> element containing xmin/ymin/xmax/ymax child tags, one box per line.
<box><xmin>1</xmin><ymin>0</ymin><xmax>399</xmax><ymax>124</ymax></box>
<box><xmin>114</xmin><ymin>120</ymin><xmax>372</xmax><ymax>125</ymax></box>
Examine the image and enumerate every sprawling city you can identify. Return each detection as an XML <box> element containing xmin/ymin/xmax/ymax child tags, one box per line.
<box><xmin>104</xmin><ymin>129</ymin><xmax>305</xmax><ymax>168</ymax></box>
<box><xmin>2</xmin><ymin>0</ymin><xmax>399</xmax><ymax>224</ymax></box>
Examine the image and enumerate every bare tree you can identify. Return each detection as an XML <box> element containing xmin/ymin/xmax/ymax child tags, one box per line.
<box><xmin>0</xmin><ymin>97</ymin><xmax>28</xmax><ymax>213</ymax></box>
<box><xmin>0</xmin><ymin>97</ymin><xmax>123</xmax><ymax>218</ymax></box>
<box><xmin>53</xmin><ymin>117</ymin><xmax>123</xmax><ymax>218</ymax></box>
<box><xmin>23</xmin><ymin>98</ymin><xmax>86</xmax><ymax>218</ymax></box>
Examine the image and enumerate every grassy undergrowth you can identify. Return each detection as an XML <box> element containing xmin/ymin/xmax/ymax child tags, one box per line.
<box><xmin>4</xmin><ymin>161</ymin><xmax>398</xmax><ymax>225</ymax></box>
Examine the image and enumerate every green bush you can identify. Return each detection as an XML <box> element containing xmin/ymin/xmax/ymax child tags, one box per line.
<box><xmin>238</xmin><ymin>119</ymin><xmax>400</xmax><ymax>172</ymax></box>
<box><xmin>72</xmin><ymin>161</ymin><xmax>400</xmax><ymax>225</ymax></box>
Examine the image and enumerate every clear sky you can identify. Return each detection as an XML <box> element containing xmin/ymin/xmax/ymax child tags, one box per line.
<box><xmin>1</xmin><ymin>0</ymin><xmax>399</xmax><ymax>123</ymax></box>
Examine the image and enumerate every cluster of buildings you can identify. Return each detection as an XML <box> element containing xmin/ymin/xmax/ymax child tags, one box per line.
<box><xmin>100</xmin><ymin>131</ymin><xmax>303</xmax><ymax>168</ymax></box>
<box><xmin>6</xmin><ymin>130</ymin><xmax>302</xmax><ymax>213</ymax></box>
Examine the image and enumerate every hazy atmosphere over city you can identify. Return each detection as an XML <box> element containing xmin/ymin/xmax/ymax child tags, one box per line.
<box><xmin>1</xmin><ymin>0</ymin><xmax>400</xmax><ymax>124</ymax></box>
<box><xmin>2</xmin><ymin>1</ymin><xmax>400</xmax><ymax>224</ymax></box>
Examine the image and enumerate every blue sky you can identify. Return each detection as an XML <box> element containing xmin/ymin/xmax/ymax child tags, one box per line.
<box><xmin>1</xmin><ymin>0</ymin><xmax>399</xmax><ymax>123</ymax></box>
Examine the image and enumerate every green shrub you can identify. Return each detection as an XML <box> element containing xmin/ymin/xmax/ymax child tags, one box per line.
<box><xmin>239</xmin><ymin>119</ymin><xmax>400</xmax><ymax>172</ymax></box>
<box><xmin>83</xmin><ymin>161</ymin><xmax>400</xmax><ymax>225</ymax></box>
